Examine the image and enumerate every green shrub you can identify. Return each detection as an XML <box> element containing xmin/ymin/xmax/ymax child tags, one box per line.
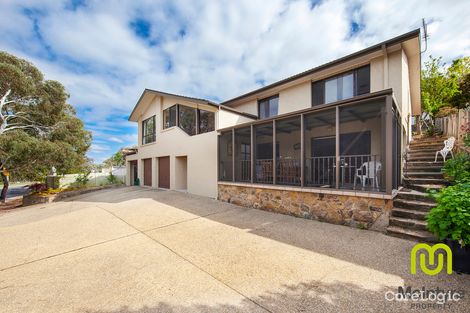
<box><xmin>441</xmin><ymin>153</ymin><xmax>470</xmax><ymax>183</ymax></box>
<box><xmin>427</xmin><ymin>181</ymin><xmax>470</xmax><ymax>247</ymax></box>
<box><xmin>72</xmin><ymin>171</ymin><xmax>90</xmax><ymax>187</ymax></box>
<box><xmin>464</xmin><ymin>133</ymin><xmax>470</xmax><ymax>147</ymax></box>
<box><xmin>106</xmin><ymin>172</ymin><xmax>121</xmax><ymax>185</ymax></box>
<box><xmin>424</xmin><ymin>124</ymin><xmax>443</xmax><ymax>137</ymax></box>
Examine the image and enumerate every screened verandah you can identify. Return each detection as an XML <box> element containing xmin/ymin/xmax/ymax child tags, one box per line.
<box><xmin>218</xmin><ymin>91</ymin><xmax>403</xmax><ymax>195</ymax></box>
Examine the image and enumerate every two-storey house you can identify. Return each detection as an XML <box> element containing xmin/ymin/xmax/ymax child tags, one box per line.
<box><xmin>126</xmin><ymin>29</ymin><xmax>421</xmax><ymax>231</ymax></box>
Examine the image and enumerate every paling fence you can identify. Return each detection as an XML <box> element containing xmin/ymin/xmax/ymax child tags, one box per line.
<box><xmin>435</xmin><ymin>108</ymin><xmax>470</xmax><ymax>143</ymax></box>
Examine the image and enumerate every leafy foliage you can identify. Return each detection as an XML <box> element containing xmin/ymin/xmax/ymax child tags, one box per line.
<box><xmin>427</xmin><ymin>181</ymin><xmax>470</xmax><ymax>247</ymax></box>
<box><xmin>0</xmin><ymin>51</ymin><xmax>92</xmax><ymax>180</ymax></box>
<box><xmin>424</xmin><ymin>124</ymin><xmax>443</xmax><ymax>137</ymax></box>
<box><xmin>72</xmin><ymin>171</ymin><xmax>90</xmax><ymax>187</ymax></box>
<box><xmin>103</xmin><ymin>150</ymin><xmax>125</xmax><ymax>167</ymax></box>
<box><xmin>421</xmin><ymin>56</ymin><xmax>470</xmax><ymax>117</ymax></box>
<box><xmin>441</xmin><ymin>153</ymin><xmax>470</xmax><ymax>183</ymax></box>
<box><xmin>106</xmin><ymin>172</ymin><xmax>122</xmax><ymax>185</ymax></box>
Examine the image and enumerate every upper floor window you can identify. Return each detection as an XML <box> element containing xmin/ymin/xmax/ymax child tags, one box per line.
<box><xmin>179</xmin><ymin>105</ymin><xmax>197</xmax><ymax>136</ymax></box>
<box><xmin>312</xmin><ymin>65</ymin><xmax>370</xmax><ymax>106</ymax></box>
<box><xmin>142</xmin><ymin>115</ymin><xmax>156</xmax><ymax>144</ymax></box>
<box><xmin>198</xmin><ymin>109</ymin><xmax>215</xmax><ymax>134</ymax></box>
<box><xmin>258</xmin><ymin>95</ymin><xmax>279</xmax><ymax>119</ymax></box>
<box><xmin>163</xmin><ymin>105</ymin><xmax>177</xmax><ymax>129</ymax></box>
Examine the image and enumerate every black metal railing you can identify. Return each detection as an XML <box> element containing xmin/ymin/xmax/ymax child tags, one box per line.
<box><xmin>255</xmin><ymin>159</ymin><xmax>273</xmax><ymax>184</ymax></box>
<box><xmin>276</xmin><ymin>158</ymin><xmax>301</xmax><ymax>185</ymax></box>
<box><xmin>237</xmin><ymin>160</ymin><xmax>251</xmax><ymax>182</ymax></box>
<box><xmin>339</xmin><ymin>154</ymin><xmax>382</xmax><ymax>190</ymax></box>
<box><xmin>305</xmin><ymin>156</ymin><xmax>336</xmax><ymax>187</ymax></box>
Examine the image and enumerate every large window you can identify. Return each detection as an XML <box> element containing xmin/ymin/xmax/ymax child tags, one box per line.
<box><xmin>258</xmin><ymin>96</ymin><xmax>279</xmax><ymax>119</ymax></box>
<box><xmin>179</xmin><ymin>105</ymin><xmax>197</xmax><ymax>136</ymax></box>
<box><xmin>339</xmin><ymin>99</ymin><xmax>385</xmax><ymax>191</ymax></box>
<box><xmin>276</xmin><ymin>117</ymin><xmax>301</xmax><ymax>186</ymax></box>
<box><xmin>176</xmin><ymin>104</ymin><xmax>215</xmax><ymax>136</ymax></box>
<box><xmin>312</xmin><ymin>65</ymin><xmax>370</xmax><ymax>106</ymax></box>
<box><xmin>254</xmin><ymin>123</ymin><xmax>274</xmax><ymax>184</ymax></box>
<box><xmin>219</xmin><ymin>131</ymin><xmax>233</xmax><ymax>181</ymax></box>
<box><xmin>304</xmin><ymin>109</ymin><xmax>336</xmax><ymax>187</ymax></box>
<box><xmin>235</xmin><ymin>127</ymin><xmax>251</xmax><ymax>182</ymax></box>
<box><xmin>163</xmin><ymin>105</ymin><xmax>177</xmax><ymax>129</ymax></box>
<box><xmin>198</xmin><ymin>109</ymin><xmax>215</xmax><ymax>134</ymax></box>
<box><xmin>142</xmin><ymin>115</ymin><xmax>156</xmax><ymax>144</ymax></box>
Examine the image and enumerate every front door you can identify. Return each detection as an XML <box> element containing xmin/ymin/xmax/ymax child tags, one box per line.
<box><xmin>158</xmin><ymin>156</ymin><xmax>170</xmax><ymax>189</ymax></box>
<box><xmin>143</xmin><ymin>158</ymin><xmax>152</xmax><ymax>186</ymax></box>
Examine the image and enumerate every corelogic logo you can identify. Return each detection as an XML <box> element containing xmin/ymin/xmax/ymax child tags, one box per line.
<box><xmin>410</xmin><ymin>243</ymin><xmax>452</xmax><ymax>275</ymax></box>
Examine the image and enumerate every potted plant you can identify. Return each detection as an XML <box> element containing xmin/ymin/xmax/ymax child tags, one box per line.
<box><xmin>427</xmin><ymin>180</ymin><xmax>470</xmax><ymax>274</ymax></box>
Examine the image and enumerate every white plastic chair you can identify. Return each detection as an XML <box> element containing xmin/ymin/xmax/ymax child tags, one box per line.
<box><xmin>354</xmin><ymin>161</ymin><xmax>382</xmax><ymax>189</ymax></box>
<box><xmin>434</xmin><ymin>137</ymin><xmax>455</xmax><ymax>162</ymax></box>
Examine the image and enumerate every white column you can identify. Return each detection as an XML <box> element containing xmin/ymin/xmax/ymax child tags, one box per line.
<box><xmin>152</xmin><ymin>157</ymin><xmax>158</xmax><ymax>188</ymax></box>
<box><xmin>126</xmin><ymin>161</ymin><xmax>131</xmax><ymax>186</ymax></box>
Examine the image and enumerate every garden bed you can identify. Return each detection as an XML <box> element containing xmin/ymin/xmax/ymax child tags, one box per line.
<box><xmin>22</xmin><ymin>185</ymin><xmax>121</xmax><ymax>207</ymax></box>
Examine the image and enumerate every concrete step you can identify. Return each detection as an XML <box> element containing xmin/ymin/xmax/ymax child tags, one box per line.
<box><xmin>410</xmin><ymin>136</ymin><xmax>446</xmax><ymax>143</ymax></box>
<box><xmin>404</xmin><ymin>172</ymin><xmax>444</xmax><ymax>179</ymax></box>
<box><xmin>393</xmin><ymin>199</ymin><xmax>435</xmax><ymax>212</ymax></box>
<box><xmin>395</xmin><ymin>189</ymin><xmax>435</xmax><ymax>203</ymax></box>
<box><xmin>391</xmin><ymin>208</ymin><xmax>428</xmax><ymax>220</ymax></box>
<box><xmin>407</xmin><ymin>148</ymin><xmax>442</xmax><ymax>153</ymax></box>
<box><xmin>408</xmin><ymin>151</ymin><xmax>440</xmax><ymax>157</ymax></box>
<box><xmin>389</xmin><ymin>217</ymin><xmax>428</xmax><ymax>231</ymax></box>
<box><xmin>386</xmin><ymin>226</ymin><xmax>436</xmax><ymax>242</ymax></box>
<box><xmin>403</xmin><ymin>166</ymin><xmax>442</xmax><ymax>172</ymax></box>
<box><xmin>406</xmin><ymin>161</ymin><xmax>443</xmax><ymax>167</ymax></box>
<box><xmin>403</xmin><ymin>177</ymin><xmax>448</xmax><ymax>186</ymax></box>
<box><xmin>409</xmin><ymin>184</ymin><xmax>447</xmax><ymax>193</ymax></box>
<box><xmin>407</xmin><ymin>156</ymin><xmax>443</xmax><ymax>162</ymax></box>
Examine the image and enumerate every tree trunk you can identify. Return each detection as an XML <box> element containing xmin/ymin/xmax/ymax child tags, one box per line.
<box><xmin>1</xmin><ymin>174</ymin><xmax>9</xmax><ymax>202</ymax></box>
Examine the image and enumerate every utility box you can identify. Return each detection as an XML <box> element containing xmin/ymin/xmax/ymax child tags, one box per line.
<box><xmin>46</xmin><ymin>176</ymin><xmax>60</xmax><ymax>189</ymax></box>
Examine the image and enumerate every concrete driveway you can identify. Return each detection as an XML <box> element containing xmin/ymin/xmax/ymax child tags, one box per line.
<box><xmin>0</xmin><ymin>187</ymin><xmax>468</xmax><ymax>313</ymax></box>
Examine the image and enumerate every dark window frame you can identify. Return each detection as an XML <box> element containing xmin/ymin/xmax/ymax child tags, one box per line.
<box><xmin>258</xmin><ymin>95</ymin><xmax>279</xmax><ymax>119</ymax></box>
<box><xmin>142</xmin><ymin>115</ymin><xmax>156</xmax><ymax>144</ymax></box>
<box><xmin>163</xmin><ymin>105</ymin><xmax>177</xmax><ymax>129</ymax></box>
<box><xmin>312</xmin><ymin>65</ymin><xmax>370</xmax><ymax>106</ymax></box>
<box><xmin>176</xmin><ymin>104</ymin><xmax>216</xmax><ymax>136</ymax></box>
<box><xmin>198</xmin><ymin>108</ymin><xmax>215</xmax><ymax>134</ymax></box>
<box><xmin>178</xmin><ymin>104</ymin><xmax>197</xmax><ymax>136</ymax></box>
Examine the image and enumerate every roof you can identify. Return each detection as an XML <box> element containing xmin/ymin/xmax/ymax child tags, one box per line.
<box><xmin>128</xmin><ymin>89</ymin><xmax>219</xmax><ymax>121</ymax></box>
<box><xmin>221</xmin><ymin>29</ymin><xmax>421</xmax><ymax>106</ymax></box>
<box><xmin>129</xmin><ymin>29</ymin><xmax>421</xmax><ymax>120</ymax></box>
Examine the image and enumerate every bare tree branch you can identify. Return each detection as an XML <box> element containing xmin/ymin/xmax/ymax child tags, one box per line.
<box><xmin>0</xmin><ymin>89</ymin><xmax>51</xmax><ymax>136</ymax></box>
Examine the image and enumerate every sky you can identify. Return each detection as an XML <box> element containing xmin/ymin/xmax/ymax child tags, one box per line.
<box><xmin>0</xmin><ymin>0</ymin><xmax>469</xmax><ymax>163</ymax></box>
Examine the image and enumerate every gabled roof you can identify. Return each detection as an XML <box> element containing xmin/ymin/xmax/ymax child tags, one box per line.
<box><xmin>128</xmin><ymin>89</ymin><xmax>219</xmax><ymax>121</ymax></box>
<box><xmin>221</xmin><ymin>29</ymin><xmax>421</xmax><ymax>106</ymax></box>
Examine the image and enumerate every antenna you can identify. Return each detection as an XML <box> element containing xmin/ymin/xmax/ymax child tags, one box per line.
<box><xmin>421</xmin><ymin>18</ymin><xmax>429</xmax><ymax>54</ymax></box>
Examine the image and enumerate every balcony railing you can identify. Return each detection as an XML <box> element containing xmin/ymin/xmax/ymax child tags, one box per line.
<box><xmin>237</xmin><ymin>159</ymin><xmax>251</xmax><ymax>182</ymax></box>
<box><xmin>255</xmin><ymin>159</ymin><xmax>273</xmax><ymax>184</ymax></box>
<box><xmin>305</xmin><ymin>156</ymin><xmax>335</xmax><ymax>187</ymax></box>
<box><xmin>277</xmin><ymin>159</ymin><xmax>301</xmax><ymax>186</ymax></box>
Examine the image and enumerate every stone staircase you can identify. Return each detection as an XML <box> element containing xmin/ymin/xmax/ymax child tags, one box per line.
<box><xmin>387</xmin><ymin>137</ymin><xmax>449</xmax><ymax>242</ymax></box>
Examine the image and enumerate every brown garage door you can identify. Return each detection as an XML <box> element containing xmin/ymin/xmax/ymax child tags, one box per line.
<box><xmin>143</xmin><ymin>158</ymin><xmax>152</xmax><ymax>186</ymax></box>
<box><xmin>158</xmin><ymin>156</ymin><xmax>170</xmax><ymax>189</ymax></box>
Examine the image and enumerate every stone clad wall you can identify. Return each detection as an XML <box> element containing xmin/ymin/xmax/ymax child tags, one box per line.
<box><xmin>218</xmin><ymin>184</ymin><xmax>392</xmax><ymax>231</ymax></box>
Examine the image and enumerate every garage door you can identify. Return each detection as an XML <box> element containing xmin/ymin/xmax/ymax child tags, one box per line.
<box><xmin>158</xmin><ymin>156</ymin><xmax>170</xmax><ymax>189</ymax></box>
<box><xmin>143</xmin><ymin>158</ymin><xmax>152</xmax><ymax>186</ymax></box>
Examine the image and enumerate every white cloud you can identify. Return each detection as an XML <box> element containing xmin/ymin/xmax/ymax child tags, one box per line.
<box><xmin>0</xmin><ymin>0</ymin><xmax>469</xmax><ymax>163</ymax></box>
